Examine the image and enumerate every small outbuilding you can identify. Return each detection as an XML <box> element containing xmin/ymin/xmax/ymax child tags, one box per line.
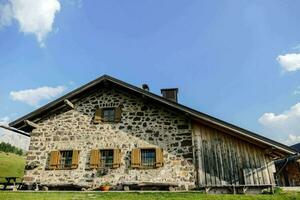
<box><xmin>275</xmin><ymin>143</ymin><xmax>300</xmax><ymax>186</ymax></box>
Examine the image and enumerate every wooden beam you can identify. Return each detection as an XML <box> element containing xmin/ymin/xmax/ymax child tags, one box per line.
<box><xmin>268</xmin><ymin>151</ymin><xmax>282</xmax><ymax>159</ymax></box>
<box><xmin>64</xmin><ymin>99</ymin><xmax>74</xmax><ymax>109</ymax></box>
<box><xmin>0</xmin><ymin>125</ymin><xmax>30</xmax><ymax>137</ymax></box>
<box><xmin>24</xmin><ymin>120</ymin><xmax>38</xmax><ymax>129</ymax></box>
<box><xmin>269</xmin><ymin>154</ymin><xmax>279</xmax><ymax>160</ymax></box>
<box><xmin>265</xmin><ymin>147</ymin><xmax>276</xmax><ymax>155</ymax></box>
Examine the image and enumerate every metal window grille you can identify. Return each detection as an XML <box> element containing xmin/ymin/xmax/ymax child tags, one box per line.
<box><xmin>141</xmin><ymin>149</ymin><xmax>155</xmax><ymax>167</ymax></box>
<box><xmin>103</xmin><ymin>108</ymin><xmax>115</xmax><ymax>122</ymax></box>
<box><xmin>100</xmin><ymin>149</ymin><xmax>114</xmax><ymax>168</ymax></box>
<box><xmin>60</xmin><ymin>151</ymin><xmax>73</xmax><ymax>169</ymax></box>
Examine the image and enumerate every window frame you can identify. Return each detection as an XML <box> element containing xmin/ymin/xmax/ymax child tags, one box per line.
<box><xmin>140</xmin><ymin>148</ymin><xmax>156</xmax><ymax>168</ymax></box>
<box><xmin>102</xmin><ymin>108</ymin><xmax>116</xmax><ymax>122</ymax></box>
<box><xmin>59</xmin><ymin>150</ymin><xmax>73</xmax><ymax>170</ymax></box>
<box><xmin>99</xmin><ymin>149</ymin><xmax>114</xmax><ymax>168</ymax></box>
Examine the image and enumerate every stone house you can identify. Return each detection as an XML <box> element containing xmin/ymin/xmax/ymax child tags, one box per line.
<box><xmin>9</xmin><ymin>75</ymin><xmax>296</xmax><ymax>193</ymax></box>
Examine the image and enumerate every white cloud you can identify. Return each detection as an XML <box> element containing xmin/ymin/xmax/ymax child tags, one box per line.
<box><xmin>0</xmin><ymin>0</ymin><xmax>61</xmax><ymax>47</ymax></box>
<box><xmin>259</xmin><ymin>102</ymin><xmax>300</xmax><ymax>145</ymax></box>
<box><xmin>0</xmin><ymin>117</ymin><xmax>10</xmax><ymax>125</ymax></box>
<box><xmin>294</xmin><ymin>86</ymin><xmax>300</xmax><ymax>95</ymax></box>
<box><xmin>0</xmin><ymin>116</ymin><xmax>30</xmax><ymax>150</ymax></box>
<box><xmin>286</xmin><ymin>134</ymin><xmax>300</xmax><ymax>144</ymax></box>
<box><xmin>10</xmin><ymin>85</ymin><xmax>66</xmax><ymax>106</ymax></box>
<box><xmin>277</xmin><ymin>53</ymin><xmax>300</xmax><ymax>72</ymax></box>
<box><xmin>0</xmin><ymin>2</ymin><xmax>12</xmax><ymax>27</ymax></box>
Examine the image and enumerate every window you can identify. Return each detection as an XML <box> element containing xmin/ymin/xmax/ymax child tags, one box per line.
<box><xmin>103</xmin><ymin>108</ymin><xmax>115</xmax><ymax>122</ymax></box>
<box><xmin>94</xmin><ymin>107</ymin><xmax>122</xmax><ymax>123</ymax></box>
<box><xmin>131</xmin><ymin>148</ymin><xmax>164</xmax><ymax>169</ymax></box>
<box><xmin>100</xmin><ymin>149</ymin><xmax>114</xmax><ymax>168</ymax></box>
<box><xmin>59</xmin><ymin>151</ymin><xmax>73</xmax><ymax>169</ymax></box>
<box><xmin>141</xmin><ymin>149</ymin><xmax>156</xmax><ymax>167</ymax></box>
<box><xmin>90</xmin><ymin>149</ymin><xmax>121</xmax><ymax>170</ymax></box>
<box><xmin>48</xmin><ymin>150</ymin><xmax>79</xmax><ymax>170</ymax></box>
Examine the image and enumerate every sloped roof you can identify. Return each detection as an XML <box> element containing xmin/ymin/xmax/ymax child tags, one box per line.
<box><xmin>9</xmin><ymin>75</ymin><xmax>296</xmax><ymax>155</ymax></box>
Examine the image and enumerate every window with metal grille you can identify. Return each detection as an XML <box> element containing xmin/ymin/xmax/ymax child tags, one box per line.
<box><xmin>59</xmin><ymin>151</ymin><xmax>73</xmax><ymax>169</ymax></box>
<box><xmin>141</xmin><ymin>149</ymin><xmax>155</xmax><ymax>167</ymax></box>
<box><xmin>100</xmin><ymin>149</ymin><xmax>114</xmax><ymax>168</ymax></box>
<box><xmin>103</xmin><ymin>108</ymin><xmax>115</xmax><ymax>122</ymax></box>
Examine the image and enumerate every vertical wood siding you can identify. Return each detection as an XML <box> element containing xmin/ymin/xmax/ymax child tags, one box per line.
<box><xmin>193</xmin><ymin>122</ymin><xmax>276</xmax><ymax>187</ymax></box>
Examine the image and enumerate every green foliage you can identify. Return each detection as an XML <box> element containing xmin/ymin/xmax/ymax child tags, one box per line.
<box><xmin>0</xmin><ymin>142</ymin><xmax>24</xmax><ymax>155</ymax></box>
<box><xmin>274</xmin><ymin>187</ymin><xmax>283</xmax><ymax>194</ymax></box>
<box><xmin>101</xmin><ymin>181</ymin><xmax>112</xmax><ymax>186</ymax></box>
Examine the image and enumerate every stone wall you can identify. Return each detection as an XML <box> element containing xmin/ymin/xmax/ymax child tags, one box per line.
<box><xmin>23</xmin><ymin>87</ymin><xmax>195</xmax><ymax>189</ymax></box>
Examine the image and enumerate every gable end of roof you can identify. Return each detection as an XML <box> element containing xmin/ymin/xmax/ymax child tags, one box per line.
<box><xmin>9</xmin><ymin>74</ymin><xmax>297</xmax><ymax>155</ymax></box>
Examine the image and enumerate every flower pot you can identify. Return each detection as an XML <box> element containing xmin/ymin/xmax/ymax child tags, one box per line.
<box><xmin>100</xmin><ymin>185</ymin><xmax>110</xmax><ymax>191</ymax></box>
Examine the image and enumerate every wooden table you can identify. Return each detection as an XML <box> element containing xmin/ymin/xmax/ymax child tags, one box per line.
<box><xmin>0</xmin><ymin>177</ymin><xmax>22</xmax><ymax>190</ymax></box>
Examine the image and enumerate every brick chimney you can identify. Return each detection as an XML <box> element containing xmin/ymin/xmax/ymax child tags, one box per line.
<box><xmin>161</xmin><ymin>88</ymin><xmax>178</xmax><ymax>103</ymax></box>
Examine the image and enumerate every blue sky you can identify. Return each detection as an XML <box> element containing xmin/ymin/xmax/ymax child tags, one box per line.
<box><xmin>1</xmin><ymin>0</ymin><xmax>300</xmax><ymax>147</ymax></box>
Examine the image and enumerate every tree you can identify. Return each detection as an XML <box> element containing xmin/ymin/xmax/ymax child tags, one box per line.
<box><xmin>0</xmin><ymin>142</ymin><xmax>24</xmax><ymax>155</ymax></box>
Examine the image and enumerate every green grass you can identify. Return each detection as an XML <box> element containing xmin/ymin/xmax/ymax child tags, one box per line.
<box><xmin>0</xmin><ymin>192</ymin><xmax>300</xmax><ymax>200</ymax></box>
<box><xmin>0</xmin><ymin>152</ymin><xmax>26</xmax><ymax>182</ymax></box>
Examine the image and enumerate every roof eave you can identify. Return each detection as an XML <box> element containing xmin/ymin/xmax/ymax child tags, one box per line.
<box><xmin>9</xmin><ymin>74</ymin><xmax>297</xmax><ymax>155</ymax></box>
<box><xmin>9</xmin><ymin>75</ymin><xmax>109</xmax><ymax>128</ymax></box>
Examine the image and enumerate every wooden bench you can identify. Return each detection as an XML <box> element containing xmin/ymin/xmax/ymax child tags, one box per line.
<box><xmin>0</xmin><ymin>177</ymin><xmax>23</xmax><ymax>190</ymax></box>
<box><xmin>121</xmin><ymin>182</ymin><xmax>178</xmax><ymax>191</ymax></box>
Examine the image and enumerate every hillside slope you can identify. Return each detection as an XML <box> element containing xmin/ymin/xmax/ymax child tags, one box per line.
<box><xmin>0</xmin><ymin>152</ymin><xmax>25</xmax><ymax>179</ymax></box>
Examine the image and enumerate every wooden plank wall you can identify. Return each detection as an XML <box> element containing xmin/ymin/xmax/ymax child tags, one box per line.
<box><xmin>276</xmin><ymin>161</ymin><xmax>300</xmax><ymax>186</ymax></box>
<box><xmin>193</xmin><ymin>122</ymin><xmax>276</xmax><ymax>187</ymax></box>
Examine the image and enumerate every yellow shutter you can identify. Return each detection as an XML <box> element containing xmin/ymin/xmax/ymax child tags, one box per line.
<box><xmin>114</xmin><ymin>106</ymin><xmax>122</xmax><ymax>122</ymax></box>
<box><xmin>155</xmin><ymin>148</ymin><xmax>164</xmax><ymax>167</ymax></box>
<box><xmin>112</xmin><ymin>149</ymin><xmax>121</xmax><ymax>168</ymax></box>
<box><xmin>71</xmin><ymin>150</ymin><xmax>79</xmax><ymax>169</ymax></box>
<box><xmin>90</xmin><ymin>149</ymin><xmax>100</xmax><ymax>169</ymax></box>
<box><xmin>131</xmin><ymin>148</ymin><xmax>141</xmax><ymax>168</ymax></box>
<box><xmin>49</xmin><ymin>151</ymin><xmax>60</xmax><ymax>169</ymax></box>
<box><xmin>94</xmin><ymin>108</ymin><xmax>103</xmax><ymax>123</ymax></box>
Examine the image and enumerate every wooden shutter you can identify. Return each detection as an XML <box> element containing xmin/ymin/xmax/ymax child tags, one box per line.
<box><xmin>49</xmin><ymin>151</ymin><xmax>60</xmax><ymax>169</ymax></box>
<box><xmin>131</xmin><ymin>148</ymin><xmax>141</xmax><ymax>168</ymax></box>
<box><xmin>114</xmin><ymin>106</ymin><xmax>122</xmax><ymax>122</ymax></box>
<box><xmin>155</xmin><ymin>148</ymin><xmax>164</xmax><ymax>167</ymax></box>
<box><xmin>71</xmin><ymin>150</ymin><xmax>79</xmax><ymax>169</ymax></box>
<box><xmin>112</xmin><ymin>149</ymin><xmax>121</xmax><ymax>168</ymax></box>
<box><xmin>90</xmin><ymin>149</ymin><xmax>100</xmax><ymax>169</ymax></box>
<box><xmin>94</xmin><ymin>108</ymin><xmax>103</xmax><ymax>123</ymax></box>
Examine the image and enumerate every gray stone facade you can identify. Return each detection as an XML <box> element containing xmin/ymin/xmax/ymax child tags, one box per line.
<box><xmin>23</xmin><ymin>87</ymin><xmax>195</xmax><ymax>190</ymax></box>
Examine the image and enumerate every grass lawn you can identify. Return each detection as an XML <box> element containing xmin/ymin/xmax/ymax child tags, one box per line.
<box><xmin>0</xmin><ymin>152</ymin><xmax>26</xmax><ymax>182</ymax></box>
<box><xmin>0</xmin><ymin>192</ymin><xmax>300</xmax><ymax>200</ymax></box>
